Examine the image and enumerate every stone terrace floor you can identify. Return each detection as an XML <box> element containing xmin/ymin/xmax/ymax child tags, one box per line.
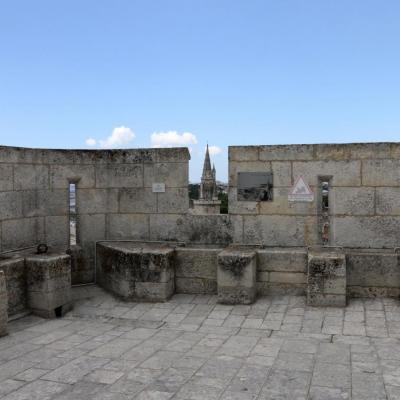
<box><xmin>1</xmin><ymin>287</ymin><xmax>400</xmax><ymax>399</ymax></box>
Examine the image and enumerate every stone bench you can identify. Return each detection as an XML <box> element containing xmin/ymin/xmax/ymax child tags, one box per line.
<box><xmin>0</xmin><ymin>270</ymin><xmax>8</xmax><ymax>337</ymax></box>
<box><xmin>307</xmin><ymin>249</ymin><xmax>346</xmax><ymax>307</ymax></box>
<box><xmin>26</xmin><ymin>253</ymin><xmax>72</xmax><ymax>318</ymax></box>
<box><xmin>217</xmin><ymin>247</ymin><xmax>257</xmax><ymax>304</ymax></box>
<box><xmin>96</xmin><ymin>242</ymin><xmax>175</xmax><ymax>302</ymax></box>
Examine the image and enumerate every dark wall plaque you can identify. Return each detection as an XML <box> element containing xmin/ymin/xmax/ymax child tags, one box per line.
<box><xmin>237</xmin><ymin>172</ymin><xmax>273</xmax><ymax>201</ymax></box>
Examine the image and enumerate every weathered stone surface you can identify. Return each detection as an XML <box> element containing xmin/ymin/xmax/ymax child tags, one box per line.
<box><xmin>45</xmin><ymin>216</ymin><xmax>69</xmax><ymax>247</ymax></box>
<box><xmin>271</xmin><ymin>161</ymin><xmax>292</xmax><ymax>187</ymax></box>
<box><xmin>77</xmin><ymin>189</ymin><xmax>119</xmax><ymax>214</ymax></box>
<box><xmin>96</xmin><ymin>242</ymin><xmax>175</xmax><ymax>301</ymax></box>
<box><xmin>1</xmin><ymin>217</ymin><xmax>45</xmax><ymax>251</ymax></box>
<box><xmin>95</xmin><ymin>164</ymin><xmax>143</xmax><ymax>188</ymax></box>
<box><xmin>259</xmin><ymin>144</ymin><xmax>314</xmax><ymax>161</ymax></box>
<box><xmin>0</xmin><ymin>256</ymin><xmax>27</xmax><ymax>315</ymax></box>
<box><xmin>14</xmin><ymin>164</ymin><xmax>49</xmax><ymax>190</ymax></box>
<box><xmin>229</xmin><ymin>146</ymin><xmax>259</xmax><ymax>161</ymax></box>
<box><xmin>157</xmin><ymin>188</ymin><xmax>189</xmax><ymax>213</ymax></box>
<box><xmin>49</xmin><ymin>165</ymin><xmax>95</xmax><ymax>189</ymax></box>
<box><xmin>217</xmin><ymin>247</ymin><xmax>257</xmax><ymax>304</ymax></box>
<box><xmin>25</xmin><ymin>253</ymin><xmax>72</xmax><ymax>318</ymax></box>
<box><xmin>376</xmin><ymin>187</ymin><xmax>400</xmax><ymax>215</ymax></box>
<box><xmin>293</xmin><ymin>160</ymin><xmax>361</xmax><ymax>186</ymax></box>
<box><xmin>334</xmin><ymin>216</ymin><xmax>400</xmax><ymax>248</ymax></box>
<box><xmin>22</xmin><ymin>189</ymin><xmax>68</xmax><ymax>217</ymax></box>
<box><xmin>346</xmin><ymin>251</ymin><xmax>399</xmax><ymax>288</ymax></box>
<box><xmin>144</xmin><ymin>162</ymin><xmax>188</xmax><ymax>188</ymax></box>
<box><xmin>68</xmin><ymin>245</ymin><xmax>94</xmax><ymax>285</ymax></box>
<box><xmin>0</xmin><ymin>164</ymin><xmax>13</xmax><ymax>192</ymax></box>
<box><xmin>332</xmin><ymin>187</ymin><xmax>375</xmax><ymax>216</ymax></box>
<box><xmin>108</xmin><ymin>214</ymin><xmax>149</xmax><ymax>240</ymax></box>
<box><xmin>0</xmin><ymin>191</ymin><xmax>23</xmax><ymax>220</ymax></box>
<box><xmin>307</xmin><ymin>250</ymin><xmax>346</xmax><ymax>307</ymax></box>
<box><xmin>0</xmin><ymin>270</ymin><xmax>8</xmax><ymax>337</ymax></box>
<box><xmin>257</xmin><ymin>248</ymin><xmax>307</xmax><ymax>273</ymax></box>
<box><xmin>362</xmin><ymin>159</ymin><xmax>400</xmax><ymax>186</ymax></box>
<box><xmin>243</xmin><ymin>215</ymin><xmax>318</xmax><ymax>246</ymax></box>
<box><xmin>191</xmin><ymin>199</ymin><xmax>221</xmax><ymax>215</ymax></box>
<box><xmin>119</xmin><ymin>188</ymin><xmax>156</xmax><ymax>213</ymax></box>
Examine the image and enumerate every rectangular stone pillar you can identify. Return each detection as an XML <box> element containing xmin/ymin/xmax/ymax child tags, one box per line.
<box><xmin>0</xmin><ymin>270</ymin><xmax>8</xmax><ymax>337</ymax></box>
<box><xmin>26</xmin><ymin>253</ymin><xmax>72</xmax><ymax>318</ymax></box>
<box><xmin>217</xmin><ymin>247</ymin><xmax>257</xmax><ymax>304</ymax></box>
<box><xmin>96</xmin><ymin>242</ymin><xmax>175</xmax><ymax>302</ymax></box>
<box><xmin>307</xmin><ymin>250</ymin><xmax>346</xmax><ymax>307</ymax></box>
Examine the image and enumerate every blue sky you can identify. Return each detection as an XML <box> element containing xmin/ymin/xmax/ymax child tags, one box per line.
<box><xmin>1</xmin><ymin>0</ymin><xmax>399</xmax><ymax>182</ymax></box>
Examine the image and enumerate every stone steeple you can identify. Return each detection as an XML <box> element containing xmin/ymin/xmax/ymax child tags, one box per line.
<box><xmin>199</xmin><ymin>144</ymin><xmax>218</xmax><ymax>201</ymax></box>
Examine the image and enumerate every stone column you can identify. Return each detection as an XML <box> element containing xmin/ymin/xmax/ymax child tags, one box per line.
<box><xmin>307</xmin><ymin>249</ymin><xmax>346</xmax><ymax>307</ymax></box>
<box><xmin>217</xmin><ymin>247</ymin><xmax>257</xmax><ymax>304</ymax></box>
<box><xmin>0</xmin><ymin>270</ymin><xmax>8</xmax><ymax>337</ymax></box>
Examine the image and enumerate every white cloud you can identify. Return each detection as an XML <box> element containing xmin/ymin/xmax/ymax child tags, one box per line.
<box><xmin>151</xmin><ymin>131</ymin><xmax>197</xmax><ymax>148</ymax></box>
<box><xmin>98</xmin><ymin>126</ymin><xmax>135</xmax><ymax>148</ymax></box>
<box><xmin>85</xmin><ymin>137</ymin><xmax>97</xmax><ymax>146</ymax></box>
<box><xmin>207</xmin><ymin>145</ymin><xmax>222</xmax><ymax>156</ymax></box>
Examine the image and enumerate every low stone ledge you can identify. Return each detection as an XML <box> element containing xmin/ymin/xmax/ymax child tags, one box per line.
<box><xmin>307</xmin><ymin>250</ymin><xmax>346</xmax><ymax>307</ymax></box>
<box><xmin>217</xmin><ymin>247</ymin><xmax>257</xmax><ymax>304</ymax></box>
<box><xmin>25</xmin><ymin>253</ymin><xmax>72</xmax><ymax>318</ymax></box>
<box><xmin>0</xmin><ymin>270</ymin><xmax>8</xmax><ymax>337</ymax></box>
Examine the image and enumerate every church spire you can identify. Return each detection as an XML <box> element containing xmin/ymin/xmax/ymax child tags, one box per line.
<box><xmin>202</xmin><ymin>144</ymin><xmax>212</xmax><ymax>178</ymax></box>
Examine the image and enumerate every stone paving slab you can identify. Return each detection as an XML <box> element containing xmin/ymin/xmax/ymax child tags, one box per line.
<box><xmin>0</xmin><ymin>285</ymin><xmax>400</xmax><ymax>399</ymax></box>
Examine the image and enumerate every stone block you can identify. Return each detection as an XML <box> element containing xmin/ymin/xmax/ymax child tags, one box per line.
<box><xmin>292</xmin><ymin>160</ymin><xmax>361</xmax><ymax>186</ymax></box>
<box><xmin>331</xmin><ymin>187</ymin><xmax>375</xmax><ymax>216</ymax></box>
<box><xmin>49</xmin><ymin>165</ymin><xmax>95</xmax><ymax>189</ymax></box>
<box><xmin>0</xmin><ymin>164</ymin><xmax>13</xmax><ymax>191</ymax></box>
<box><xmin>14</xmin><ymin>164</ymin><xmax>49</xmax><ymax>190</ymax></box>
<box><xmin>243</xmin><ymin>215</ymin><xmax>318</xmax><ymax>247</ymax></box>
<box><xmin>107</xmin><ymin>214</ymin><xmax>148</xmax><ymax>240</ymax></box>
<box><xmin>269</xmin><ymin>272</ymin><xmax>306</xmax><ymax>284</ymax></box>
<box><xmin>175</xmin><ymin>248</ymin><xmax>219</xmax><ymax>280</ymax></box>
<box><xmin>95</xmin><ymin>164</ymin><xmax>143</xmax><ymax>188</ymax></box>
<box><xmin>22</xmin><ymin>189</ymin><xmax>68</xmax><ymax>217</ymax></box>
<box><xmin>144</xmin><ymin>162</ymin><xmax>188</xmax><ymax>188</ymax></box>
<box><xmin>149</xmin><ymin>214</ymin><xmax>186</xmax><ymax>242</ymax></box>
<box><xmin>271</xmin><ymin>162</ymin><xmax>292</xmax><ymax>187</ymax></box>
<box><xmin>157</xmin><ymin>188</ymin><xmax>189</xmax><ymax>213</ymax></box>
<box><xmin>175</xmin><ymin>277</ymin><xmax>217</xmax><ymax>294</ymax></box>
<box><xmin>0</xmin><ymin>256</ymin><xmax>27</xmax><ymax>315</ymax></box>
<box><xmin>0</xmin><ymin>270</ymin><xmax>8</xmax><ymax>337</ymax></box>
<box><xmin>119</xmin><ymin>188</ymin><xmax>156</xmax><ymax>213</ymax></box>
<box><xmin>334</xmin><ymin>216</ymin><xmax>400</xmax><ymax>248</ymax></box>
<box><xmin>45</xmin><ymin>216</ymin><xmax>69</xmax><ymax>248</ymax></box>
<box><xmin>68</xmin><ymin>245</ymin><xmax>94</xmax><ymax>285</ymax></box>
<box><xmin>257</xmin><ymin>248</ymin><xmax>307</xmax><ymax>273</ymax></box>
<box><xmin>77</xmin><ymin>189</ymin><xmax>119</xmax><ymax>214</ymax></box>
<box><xmin>1</xmin><ymin>217</ymin><xmax>45</xmax><ymax>251</ymax></box>
<box><xmin>217</xmin><ymin>247</ymin><xmax>257</xmax><ymax>304</ymax></box>
<box><xmin>191</xmin><ymin>199</ymin><xmax>221</xmax><ymax>215</ymax></box>
<box><xmin>376</xmin><ymin>187</ymin><xmax>400</xmax><ymax>215</ymax></box>
<box><xmin>259</xmin><ymin>144</ymin><xmax>314</xmax><ymax>161</ymax></box>
<box><xmin>96</xmin><ymin>242</ymin><xmax>175</xmax><ymax>301</ymax></box>
<box><xmin>155</xmin><ymin>147</ymin><xmax>190</xmax><ymax>163</ymax></box>
<box><xmin>25</xmin><ymin>253</ymin><xmax>72</xmax><ymax>318</ymax></box>
<box><xmin>346</xmin><ymin>250</ymin><xmax>399</xmax><ymax>288</ymax></box>
<box><xmin>307</xmin><ymin>250</ymin><xmax>346</xmax><ymax>307</ymax></box>
<box><xmin>79</xmin><ymin>214</ymin><xmax>106</xmax><ymax>243</ymax></box>
<box><xmin>0</xmin><ymin>191</ymin><xmax>23</xmax><ymax>220</ymax></box>
<box><xmin>229</xmin><ymin>146</ymin><xmax>259</xmax><ymax>161</ymax></box>
<box><xmin>362</xmin><ymin>159</ymin><xmax>400</xmax><ymax>186</ymax></box>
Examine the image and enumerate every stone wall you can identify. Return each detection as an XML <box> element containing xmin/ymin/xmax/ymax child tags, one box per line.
<box><xmin>0</xmin><ymin>146</ymin><xmax>190</xmax><ymax>283</ymax></box>
<box><xmin>229</xmin><ymin>143</ymin><xmax>400</xmax><ymax>248</ymax></box>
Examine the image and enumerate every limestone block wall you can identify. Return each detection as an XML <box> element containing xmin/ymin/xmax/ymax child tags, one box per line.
<box><xmin>0</xmin><ymin>146</ymin><xmax>190</xmax><ymax>284</ymax></box>
<box><xmin>229</xmin><ymin>143</ymin><xmax>400</xmax><ymax>248</ymax></box>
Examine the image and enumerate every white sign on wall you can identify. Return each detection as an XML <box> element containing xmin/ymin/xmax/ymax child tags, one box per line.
<box><xmin>288</xmin><ymin>176</ymin><xmax>314</xmax><ymax>202</ymax></box>
<box><xmin>152</xmin><ymin>183</ymin><xmax>166</xmax><ymax>193</ymax></box>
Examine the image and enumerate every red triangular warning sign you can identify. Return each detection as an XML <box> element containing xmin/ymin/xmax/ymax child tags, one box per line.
<box><xmin>288</xmin><ymin>176</ymin><xmax>314</xmax><ymax>202</ymax></box>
